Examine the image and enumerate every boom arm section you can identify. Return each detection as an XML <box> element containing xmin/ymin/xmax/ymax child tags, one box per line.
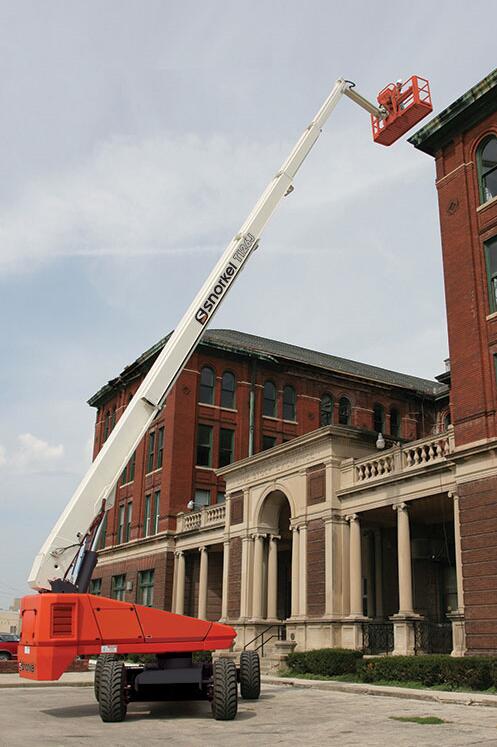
<box><xmin>29</xmin><ymin>78</ymin><xmax>385</xmax><ymax>592</ymax></box>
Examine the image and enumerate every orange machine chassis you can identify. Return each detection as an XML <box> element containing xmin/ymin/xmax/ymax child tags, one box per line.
<box><xmin>18</xmin><ymin>593</ymin><xmax>236</xmax><ymax>681</ymax></box>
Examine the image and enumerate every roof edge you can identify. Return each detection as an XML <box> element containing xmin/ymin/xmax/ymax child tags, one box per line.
<box><xmin>408</xmin><ymin>68</ymin><xmax>497</xmax><ymax>155</ymax></box>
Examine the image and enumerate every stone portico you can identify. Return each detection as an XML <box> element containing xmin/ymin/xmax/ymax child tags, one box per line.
<box><xmin>172</xmin><ymin>424</ymin><xmax>465</xmax><ymax>658</ymax></box>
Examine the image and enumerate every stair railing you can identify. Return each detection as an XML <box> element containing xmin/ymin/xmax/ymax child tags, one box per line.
<box><xmin>243</xmin><ymin>623</ymin><xmax>286</xmax><ymax>657</ymax></box>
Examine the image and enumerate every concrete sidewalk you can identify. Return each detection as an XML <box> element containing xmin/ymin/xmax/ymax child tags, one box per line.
<box><xmin>3</xmin><ymin>670</ymin><xmax>497</xmax><ymax>709</ymax></box>
<box><xmin>264</xmin><ymin>675</ymin><xmax>497</xmax><ymax>708</ymax></box>
<box><xmin>0</xmin><ymin>672</ymin><xmax>94</xmax><ymax>688</ymax></box>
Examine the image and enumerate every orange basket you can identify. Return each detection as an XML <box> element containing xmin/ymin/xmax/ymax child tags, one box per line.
<box><xmin>372</xmin><ymin>76</ymin><xmax>433</xmax><ymax>146</ymax></box>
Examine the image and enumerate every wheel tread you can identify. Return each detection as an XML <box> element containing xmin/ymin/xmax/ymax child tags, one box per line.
<box><xmin>212</xmin><ymin>658</ymin><xmax>238</xmax><ymax>720</ymax></box>
<box><xmin>239</xmin><ymin>650</ymin><xmax>261</xmax><ymax>700</ymax></box>
<box><xmin>98</xmin><ymin>659</ymin><xmax>127</xmax><ymax>723</ymax></box>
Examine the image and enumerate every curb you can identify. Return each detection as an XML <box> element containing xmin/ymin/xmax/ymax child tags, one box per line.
<box><xmin>261</xmin><ymin>675</ymin><xmax>497</xmax><ymax>708</ymax></box>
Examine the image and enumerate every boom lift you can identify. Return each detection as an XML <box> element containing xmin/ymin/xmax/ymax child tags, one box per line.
<box><xmin>18</xmin><ymin>76</ymin><xmax>432</xmax><ymax>722</ymax></box>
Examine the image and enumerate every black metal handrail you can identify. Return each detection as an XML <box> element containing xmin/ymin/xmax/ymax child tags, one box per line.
<box><xmin>414</xmin><ymin>620</ymin><xmax>452</xmax><ymax>655</ymax></box>
<box><xmin>244</xmin><ymin>623</ymin><xmax>286</xmax><ymax>657</ymax></box>
<box><xmin>362</xmin><ymin>621</ymin><xmax>394</xmax><ymax>655</ymax></box>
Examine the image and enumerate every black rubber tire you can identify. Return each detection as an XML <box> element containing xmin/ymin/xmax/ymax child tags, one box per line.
<box><xmin>239</xmin><ymin>650</ymin><xmax>261</xmax><ymax>700</ymax></box>
<box><xmin>94</xmin><ymin>654</ymin><xmax>117</xmax><ymax>702</ymax></box>
<box><xmin>211</xmin><ymin>658</ymin><xmax>238</xmax><ymax>721</ymax></box>
<box><xmin>98</xmin><ymin>659</ymin><xmax>127</xmax><ymax>723</ymax></box>
<box><xmin>0</xmin><ymin>652</ymin><xmax>11</xmax><ymax>661</ymax></box>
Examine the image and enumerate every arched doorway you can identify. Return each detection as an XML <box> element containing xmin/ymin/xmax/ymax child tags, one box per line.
<box><xmin>257</xmin><ymin>489</ymin><xmax>293</xmax><ymax>620</ymax></box>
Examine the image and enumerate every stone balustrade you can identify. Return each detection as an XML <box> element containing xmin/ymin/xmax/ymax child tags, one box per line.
<box><xmin>341</xmin><ymin>428</ymin><xmax>454</xmax><ymax>489</ymax></box>
<box><xmin>176</xmin><ymin>503</ymin><xmax>226</xmax><ymax>534</ymax></box>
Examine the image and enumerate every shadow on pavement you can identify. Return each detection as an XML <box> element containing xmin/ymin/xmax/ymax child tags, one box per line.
<box><xmin>42</xmin><ymin>700</ymin><xmax>257</xmax><ymax>722</ymax></box>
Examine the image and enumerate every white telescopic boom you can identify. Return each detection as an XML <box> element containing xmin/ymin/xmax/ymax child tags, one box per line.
<box><xmin>29</xmin><ymin>78</ymin><xmax>380</xmax><ymax>591</ymax></box>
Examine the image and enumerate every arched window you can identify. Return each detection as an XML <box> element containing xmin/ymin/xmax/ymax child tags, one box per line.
<box><xmin>373</xmin><ymin>403</ymin><xmax>385</xmax><ymax>434</ymax></box>
<box><xmin>320</xmin><ymin>393</ymin><xmax>333</xmax><ymax>426</ymax></box>
<box><xmin>478</xmin><ymin>135</ymin><xmax>497</xmax><ymax>204</ymax></box>
<box><xmin>390</xmin><ymin>407</ymin><xmax>400</xmax><ymax>438</ymax></box>
<box><xmin>263</xmin><ymin>381</ymin><xmax>277</xmax><ymax>417</ymax></box>
<box><xmin>199</xmin><ymin>366</ymin><xmax>215</xmax><ymax>404</ymax></box>
<box><xmin>221</xmin><ymin>371</ymin><xmax>236</xmax><ymax>409</ymax></box>
<box><xmin>283</xmin><ymin>385</ymin><xmax>296</xmax><ymax>421</ymax></box>
<box><xmin>338</xmin><ymin>396</ymin><xmax>351</xmax><ymax>425</ymax></box>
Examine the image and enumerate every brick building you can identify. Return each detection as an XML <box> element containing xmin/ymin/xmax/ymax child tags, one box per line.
<box><xmin>89</xmin><ymin>68</ymin><xmax>497</xmax><ymax>661</ymax></box>
<box><xmin>90</xmin><ymin>329</ymin><xmax>446</xmax><ymax>614</ymax></box>
<box><xmin>410</xmin><ymin>68</ymin><xmax>497</xmax><ymax>655</ymax></box>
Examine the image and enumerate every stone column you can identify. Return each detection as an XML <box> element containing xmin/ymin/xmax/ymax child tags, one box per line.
<box><xmin>175</xmin><ymin>550</ymin><xmax>185</xmax><ymax>616</ymax></box>
<box><xmin>448</xmin><ymin>491</ymin><xmax>466</xmax><ymax>656</ymax></box>
<box><xmin>197</xmin><ymin>546</ymin><xmax>208</xmax><ymax>620</ymax></box>
<box><xmin>348</xmin><ymin>514</ymin><xmax>363</xmax><ymax>617</ymax></box>
<box><xmin>252</xmin><ymin>534</ymin><xmax>265</xmax><ymax>619</ymax></box>
<box><xmin>342</xmin><ymin>514</ymin><xmax>366</xmax><ymax>649</ymax></box>
<box><xmin>221</xmin><ymin>540</ymin><xmax>230</xmax><ymax>620</ymax></box>
<box><xmin>324</xmin><ymin>517</ymin><xmax>335</xmax><ymax>616</ymax></box>
<box><xmin>374</xmin><ymin>529</ymin><xmax>383</xmax><ymax>619</ymax></box>
<box><xmin>291</xmin><ymin>526</ymin><xmax>300</xmax><ymax>617</ymax></box>
<box><xmin>171</xmin><ymin>550</ymin><xmax>178</xmax><ymax>613</ymax></box>
<box><xmin>451</xmin><ymin>492</ymin><xmax>464</xmax><ymax>612</ymax></box>
<box><xmin>394</xmin><ymin>503</ymin><xmax>414</xmax><ymax>615</ymax></box>
<box><xmin>391</xmin><ymin>502</ymin><xmax>418</xmax><ymax>656</ymax></box>
<box><xmin>299</xmin><ymin>523</ymin><xmax>308</xmax><ymax>618</ymax></box>
<box><xmin>267</xmin><ymin>534</ymin><xmax>279</xmax><ymax>620</ymax></box>
<box><xmin>240</xmin><ymin>536</ymin><xmax>252</xmax><ymax>619</ymax></box>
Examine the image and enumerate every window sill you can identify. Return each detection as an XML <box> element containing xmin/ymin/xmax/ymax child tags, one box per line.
<box><xmin>144</xmin><ymin>468</ymin><xmax>162</xmax><ymax>477</ymax></box>
<box><xmin>283</xmin><ymin>419</ymin><xmax>298</xmax><ymax>425</ymax></box>
<box><xmin>477</xmin><ymin>194</ymin><xmax>497</xmax><ymax>212</ymax></box>
<box><xmin>487</xmin><ymin>311</ymin><xmax>497</xmax><ymax>321</ymax></box>
<box><xmin>119</xmin><ymin>480</ymin><xmax>134</xmax><ymax>488</ymax></box>
<box><xmin>262</xmin><ymin>415</ymin><xmax>279</xmax><ymax>421</ymax></box>
<box><xmin>195</xmin><ymin>465</ymin><xmax>216</xmax><ymax>471</ymax></box>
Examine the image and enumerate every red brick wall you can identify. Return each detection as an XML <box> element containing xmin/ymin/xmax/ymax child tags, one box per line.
<box><xmin>460</xmin><ymin>476</ymin><xmax>497</xmax><ymax>654</ymax></box>
<box><xmin>306</xmin><ymin>519</ymin><xmax>325</xmax><ymax>617</ymax></box>
<box><xmin>307</xmin><ymin>464</ymin><xmax>326</xmax><ymax>506</ymax></box>
<box><xmin>206</xmin><ymin>551</ymin><xmax>223</xmax><ymax>621</ymax></box>
<box><xmin>227</xmin><ymin>537</ymin><xmax>242</xmax><ymax>619</ymax></box>
<box><xmin>184</xmin><ymin>551</ymin><xmax>199</xmax><ymax>618</ymax></box>
<box><xmin>93</xmin><ymin>345</ymin><xmax>440</xmax><ymax>562</ymax></box>
<box><xmin>434</xmin><ymin>111</ymin><xmax>497</xmax><ymax>446</ymax></box>
<box><xmin>94</xmin><ymin>551</ymin><xmax>173</xmax><ymax>610</ymax></box>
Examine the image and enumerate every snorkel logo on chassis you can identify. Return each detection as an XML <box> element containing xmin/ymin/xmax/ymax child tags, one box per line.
<box><xmin>19</xmin><ymin>661</ymin><xmax>35</xmax><ymax>673</ymax></box>
<box><xmin>195</xmin><ymin>233</ymin><xmax>256</xmax><ymax>326</ymax></box>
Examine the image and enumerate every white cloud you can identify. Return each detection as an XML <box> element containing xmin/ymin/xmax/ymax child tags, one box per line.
<box><xmin>0</xmin><ymin>433</ymin><xmax>64</xmax><ymax>471</ymax></box>
<box><xmin>0</xmin><ymin>123</ymin><xmax>425</xmax><ymax>274</ymax></box>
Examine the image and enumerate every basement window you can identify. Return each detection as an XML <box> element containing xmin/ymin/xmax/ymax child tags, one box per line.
<box><xmin>111</xmin><ymin>574</ymin><xmax>126</xmax><ymax>601</ymax></box>
<box><xmin>138</xmin><ymin>570</ymin><xmax>155</xmax><ymax>607</ymax></box>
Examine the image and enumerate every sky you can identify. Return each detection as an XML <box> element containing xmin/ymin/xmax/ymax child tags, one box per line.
<box><xmin>0</xmin><ymin>0</ymin><xmax>496</xmax><ymax>605</ymax></box>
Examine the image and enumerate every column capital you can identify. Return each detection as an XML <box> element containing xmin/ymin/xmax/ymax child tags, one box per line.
<box><xmin>198</xmin><ymin>545</ymin><xmax>208</xmax><ymax>553</ymax></box>
<box><xmin>269</xmin><ymin>534</ymin><xmax>281</xmax><ymax>542</ymax></box>
<box><xmin>251</xmin><ymin>532</ymin><xmax>267</xmax><ymax>541</ymax></box>
<box><xmin>174</xmin><ymin>549</ymin><xmax>184</xmax><ymax>558</ymax></box>
<box><xmin>346</xmin><ymin>513</ymin><xmax>359</xmax><ymax>524</ymax></box>
<box><xmin>393</xmin><ymin>502</ymin><xmax>408</xmax><ymax>513</ymax></box>
<box><xmin>448</xmin><ymin>490</ymin><xmax>459</xmax><ymax>502</ymax></box>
